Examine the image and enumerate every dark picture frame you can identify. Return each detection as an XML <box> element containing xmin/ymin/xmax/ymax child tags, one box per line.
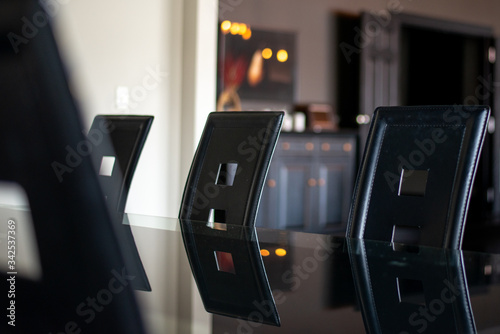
<box><xmin>217</xmin><ymin>24</ymin><xmax>296</xmax><ymax>108</ymax></box>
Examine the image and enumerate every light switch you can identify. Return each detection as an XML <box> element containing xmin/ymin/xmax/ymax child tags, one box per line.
<box><xmin>116</xmin><ymin>86</ymin><xmax>129</xmax><ymax>110</ymax></box>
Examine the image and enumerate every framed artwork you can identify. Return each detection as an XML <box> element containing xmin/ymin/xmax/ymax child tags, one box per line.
<box><xmin>217</xmin><ymin>22</ymin><xmax>296</xmax><ymax>110</ymax></box>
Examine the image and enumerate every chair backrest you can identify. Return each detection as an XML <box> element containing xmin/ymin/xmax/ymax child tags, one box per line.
<box><xmin>0</xmin><ymin>0</ymin><xmax>145</xmax><ymax>332</ymax></box>
<box><xmin>179</xmin><ymin>111</ymin><xmax>284</xmax><ymax>226</ymax></box>
<box><xmin>347</xmin><ymin>105</ymin><xmax>490</xmax><ymax>249</ymax></box>
<box><xmin>89</xmin><ymin>115</ymin><xmax>153</xmax><ymax>218</ymax></box>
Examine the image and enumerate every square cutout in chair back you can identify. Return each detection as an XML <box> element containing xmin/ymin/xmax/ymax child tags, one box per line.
<box><xmin>208</xmin><ymin>208</ymin><xmax>226</xmax><ymax>223</ymax></box>
<box><xmin>99</xmin><ymin>156</ymin><xmax>116</xmax><ymax>176</ymax></box>
<box><xmin>214</xmin><ymin>251</ymin><xmax>236</xmax><ymax>274</ymax></box>
<box><xmin>396</xmin><ymin>278</ymin><xmax>425</xmax><ymax>306</ymax></box>
<box><xmin>215</xmin><ymin>163</ymin><xmax>238</xmax><ymax>186</ymax></box>
<box><xmin>392</xmin><ymin>224</ymin><xmax>421</xmax><ymax>245</ymax></box>
<box><xmin>398</xmin><ymin>169</ymin><xmax>428</xmax><ymax>197</ymax></box>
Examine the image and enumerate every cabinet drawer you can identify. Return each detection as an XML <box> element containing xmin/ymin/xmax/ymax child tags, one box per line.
<box><xmin>317</xmin><ymin>138</ymin><xmax>355</xmax><ymax>156</ymax></box>
<box><xmin>277</xmin><ymin>137</ymin><xmax>317</xmax><ymax>155</ymax></box>
<box><xmin>276</xmin><ymin>134</ymin><xmax>357</xmax><ymax>158</ymax></box>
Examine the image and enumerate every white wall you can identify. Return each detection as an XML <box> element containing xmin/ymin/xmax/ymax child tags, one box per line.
<box><xmin>53</xmin><ymin>0</ymin><xmax>217</xmax><ymax>219</ymax></box>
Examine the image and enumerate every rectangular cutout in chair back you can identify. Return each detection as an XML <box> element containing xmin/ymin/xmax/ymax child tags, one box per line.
<box><xmin>208</xmin><ymin>208</ymin><xmax>226</xmax><ymax>223</ymax></box>
<box><xmin>99</xmin><ymin>156</ymin><xmax>116</xmax><ymax>176</ymax></box>
<box><xmin>215</xmin><ymin>163</ymin><xmax>238</xmax><ymax>186</ymax></box>
<box><xmin>214</xmin><ymin>251</ymin><xmax>236</xmax><ymax>274</ymax></box>
<box><xmin>392</xmin><ymin>224</ymin><xmax>421</xmax><ymax>246</ymax></box>
<box><xmin>398</xmin><ymin>169</ymin><xmax>429</xmax><ymax>197</ymax></box>
<box><xmin>396</xmin><ymin>277</ymin><xmax>425</xmax><ymax>306</ymax></box>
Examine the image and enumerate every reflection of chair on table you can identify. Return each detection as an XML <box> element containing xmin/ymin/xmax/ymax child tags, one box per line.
<box><xmin>179</xmin><ymin>111</ymin><xmax>284</xmax><ymax>227</ymax></box>
<box><xmin>180</xmin><ymin>219</ymin><xmax>280</xmax><ymax>326</ymax></box>
<box><xmin>347</xmin><ymin>105</ymin><xmax>490</xmax><ymax>249</ymax></box>
<box><xmin>348</xmin><ymin>239</ymin><xmax>476</xmax><ymax>333</ymax></box>
<box><xmin>89</xmin><ymin>115</ymin><xmax>154</xmax><ymax>291</ymax></box>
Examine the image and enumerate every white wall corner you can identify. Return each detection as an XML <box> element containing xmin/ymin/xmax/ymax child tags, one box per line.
<box><xmin>180</xmin><ymin>0</ymin><xmax>219</xmax><ymax>187</ymax></box>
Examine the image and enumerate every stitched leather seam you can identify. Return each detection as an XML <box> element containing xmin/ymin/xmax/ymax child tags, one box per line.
<box><xmin>446</xmin><ymin>128</ymin><xmax>467</xmax><ymax>248</ymax></box>
<box><xmin>378</xmin><ymin>106</ymin><xmax>461</xmax><ymax>112</ymax></box>
<box><xmin>362</xmin><ymin>124</ymin><xmax>388</xmax><ymax>235</ymax></box>
<box><xmin>457</xmin><ymin>115</ymin><xmax>488</xmax><ymax>248</ymax></box>
<box><xmin>389</xmin><ymin>124</ymin><xmax>463</xmax><ymax>127</ymax></box>
<box><xmin>362</xmin><ymin>241</ymin><xmax>381</xmax><ymax>331</ymax></box>
<box><xmin>455</xmin><ymin>252</ymin><xmax>476</xmax><ymax>331</ymax></box>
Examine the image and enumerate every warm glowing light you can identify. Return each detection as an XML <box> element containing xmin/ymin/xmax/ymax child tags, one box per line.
<box><xmin>276</xmin><ymin>49</ymin><xmax>288</xmax><ymax>62</ymax></box>
<box><xmin>230</xmin><ymin>22</ymin><xmax>240</xmax><ymax>35</ymax></box>
<box><xmin>221</xmin><ymin>20</ymin><xmax>231</xmax><ymax>33</ymax></box>
<box><xmin>356</xmin><ymin>114</ymin><xmax>371</xmax><ymax>124</ymax></box>
<box><xmin>275</xmin><ymin>248</ymin><xmax>287</xmax><ymax>257</ymax></box>
<box><xmin>242</xmin><ymin>28</ymin><xmax>252</xmax><ymax>40</ymax></box>
<box><xmin>260</xmin><ymin>249</ymin><xmax>270</xmax><ymax>257</ymax></box>
<box><xmin>238</xmin><ymin>24</ymin><xmax>248</xmax><ymax>35</ymax></box>
<box><xmin>262</xmin><ymin>48</ymin><xmax>272</xmax><ymax>59</ymax></box>
<box><xmin>248</xmin><ymin>50</ymin><xmax>264</xmax><ymax>86</ymax></box>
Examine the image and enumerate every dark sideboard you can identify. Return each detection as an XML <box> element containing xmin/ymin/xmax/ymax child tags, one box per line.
<box><xmin>256</xmin><ymin>131</ymin><xmax>358</xmax><ymax>233</ymax></box>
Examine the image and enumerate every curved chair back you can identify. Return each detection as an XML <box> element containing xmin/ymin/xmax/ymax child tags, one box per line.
<box><xmin>180</xmin><ymin>111</ymin><xmax>283</xmax><ymax>226</ymax></box>
<box><xmin>89</xmin><ymin>115</ymin><xmax>153</xmax><ymax>219</ymax></box>
<box><xmin>347</xmin><ymin>105</ymin><xmax>490</xmax><ymax>249</ymax></box>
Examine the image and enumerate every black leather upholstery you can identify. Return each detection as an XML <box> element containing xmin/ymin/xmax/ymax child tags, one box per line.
<box><xmin>179</xmin><ymin>111</ymin><xmax>284</xmax><ymax>226</ymax></box>
<box><xmin>89</xmin><ymin>115</ymin><xmax>153</xmax><ymax>220</ymax></box>
<box><xmin>89</xmin><ymin>115</ymin><xmax>153</xmax><ymax>291</ymax></box>
<box><xmin>0</xmin><ymin>1</ymin><xmax>145</xmax><ymax>332</ymax></box>
<box><xmin>347</xmin><ymin>105</ymin><xmax>490</xmax><ymax>249</ymax></box>
<box><xmin>180</xmin><ymin>219</ymin><xmax>280</xmax><ymax>326</ymax></box>
<box><xmin>348</xmin><ymin>239</ymin><xmax>476</xmax><ymax>333</ymax></box>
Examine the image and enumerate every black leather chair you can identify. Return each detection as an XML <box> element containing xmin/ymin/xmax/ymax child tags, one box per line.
<box><xmin>89</xmin><ymin>115</ymin><xmax>153</xmax><ymax>220</ymax></box>
<box><xmin>179</xmin><ymin>111</ymin><xmax>284</xmax><ymax>226</ymax></box>
<box><xmin>0</xmin><ymin>0</ymin><xmax>145</xmax><ymax>332</ymax></box>
<box><xmin>89</xmin><ymin>115</ymin><xmax>153</xmax><ymax>291</ymax></box>
<box><xmin>347</xmin><ymin>105</ymin><xmax>490</xmax><ymax>249</ymax></box>
<box><xmin>348</xmin><ymin>238</ymin><xmax>476</xmax><ymax>333</ymax></box>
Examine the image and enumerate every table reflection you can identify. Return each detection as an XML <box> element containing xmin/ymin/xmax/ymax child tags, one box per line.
<box><xmin>179</xmin><ymin>219</ymin><xmax>280</xmax><ymax>326</ymax></box>
<box><xmin>3</xmin><ymin>203</ymin><xmax>500</xmax><ymax>333</ymax></box>
<box><xmin>120</xmin><ymin>214</ymin><xmax>151</xmax><ymax>291</ymax></box>
<box><xmin>348</xmin><ymin>239</ymin><xmax>476</xmax><ymax>333</ymax></box>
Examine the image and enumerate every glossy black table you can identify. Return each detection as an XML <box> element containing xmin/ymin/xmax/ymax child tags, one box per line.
<box><xmin>2</xmin><ymin>206</ymin><xmax>500</xmax><ymax>333</ymax></box>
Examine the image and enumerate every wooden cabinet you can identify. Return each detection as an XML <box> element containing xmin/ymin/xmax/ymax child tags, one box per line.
<box><xmin>256</xmin><ymin>132</ymin><xmax>357</xmax><ymax>233</ymax></box>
